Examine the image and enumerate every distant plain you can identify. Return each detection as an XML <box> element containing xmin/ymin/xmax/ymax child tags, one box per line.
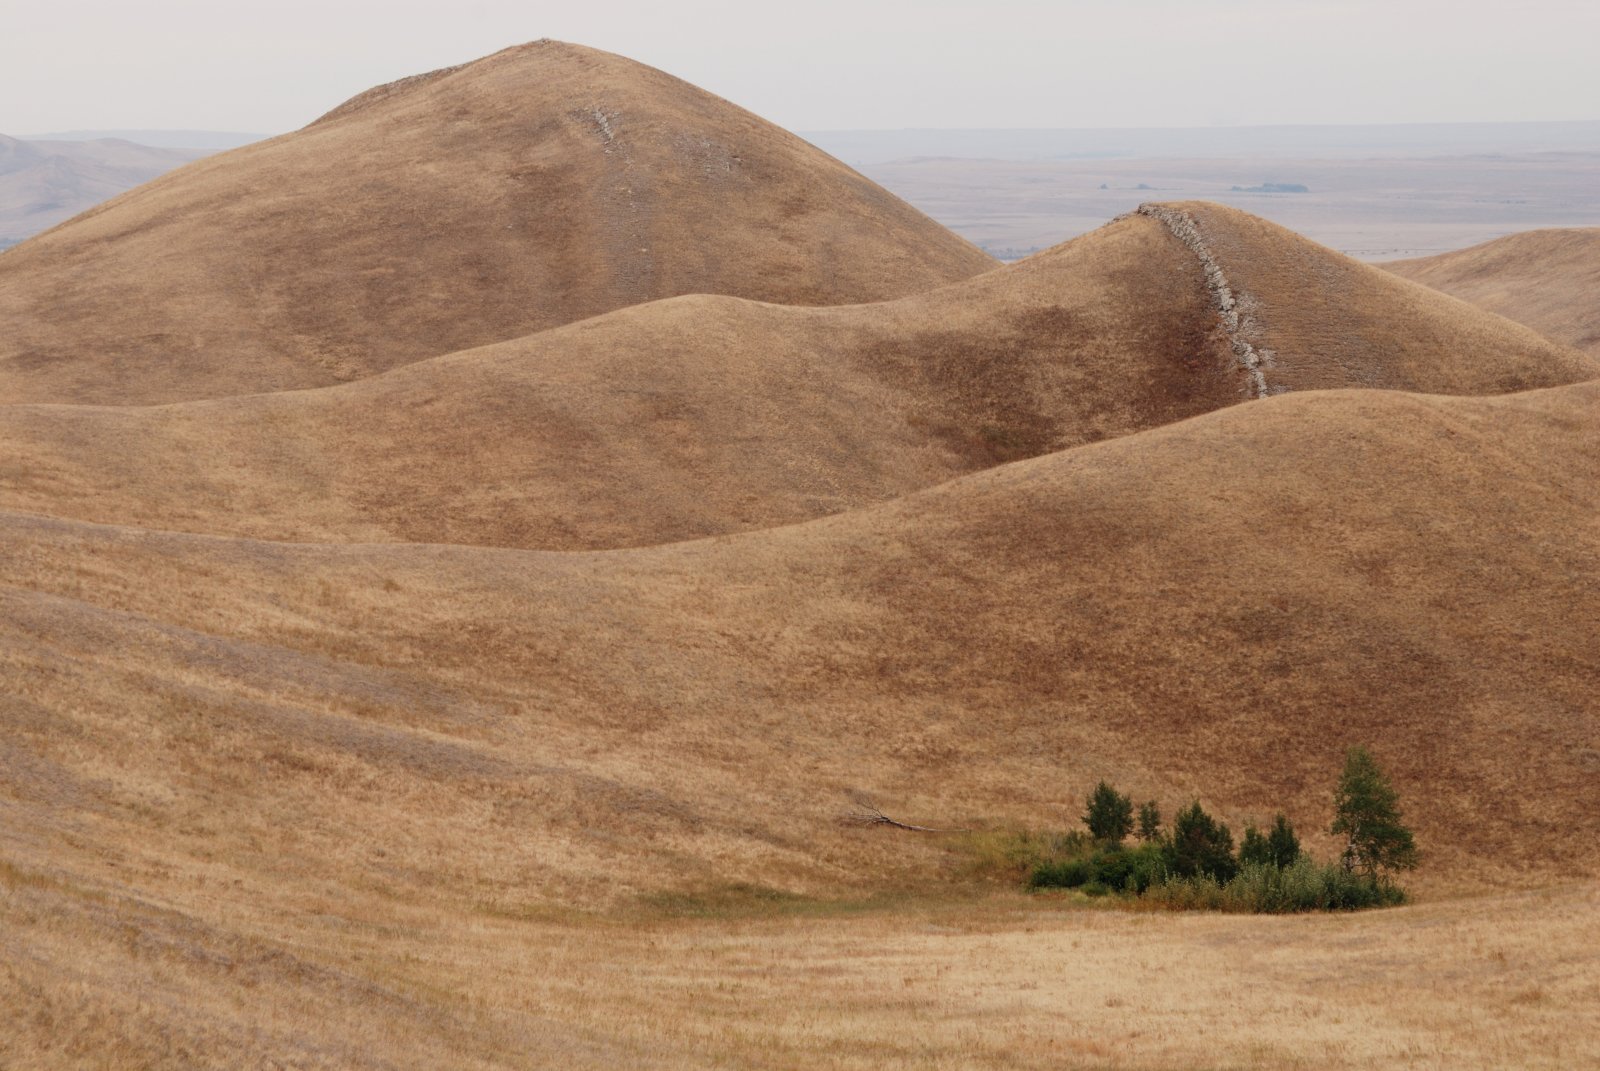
<box><xmin>805</xmin><ymin>124</ymin><xmax>1600</xmax><ymax>260</ymax></box>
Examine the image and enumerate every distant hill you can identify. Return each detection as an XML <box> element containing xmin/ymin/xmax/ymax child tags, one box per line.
<box><xmin>0</xmin><ymin>133</ymin><xmax>201</xmax><ymax>245</ymax></box>
<box><xmin>0</xmin><ymin>41</ymin><xmax>994</xmax><ymax>406</ymax></box>
<box><xmin>18</xmin><ymin>129</ymin><xmax>265</xmax><ymax>151</ymax></box>
<box><xmin>1385</xmin><ymin>228</ymin><xmax>1600</xmax><ymax>357</ymax></box>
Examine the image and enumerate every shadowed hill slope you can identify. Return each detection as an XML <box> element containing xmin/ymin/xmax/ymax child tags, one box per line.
<box><xmin>1</xmin><ymin>208</ymin><xmax>1593</xmax><ymax>549</ymax></box>
<box><xmin>0</xmin><ymin>41</ymin><xmax>994</xmax><ymax>406</ymax></box>
<box><xmin>3</xmin><ymin>382</ymin><xmax>1597</xmax><ymax>915</ymax></box>
<box><xmin>1385</xmin><ymin>228</ymin><xmax>1600</xmax><ymax>358</ymax></box>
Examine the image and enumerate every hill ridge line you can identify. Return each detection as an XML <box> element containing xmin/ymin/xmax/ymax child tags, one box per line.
<box><xmin>1136</xmin><ymin>203</ymin><xmax>1273</xmax><ymax>398</ymax></box>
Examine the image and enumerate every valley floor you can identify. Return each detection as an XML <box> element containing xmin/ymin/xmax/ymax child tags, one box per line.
<box><xmin>4</xmin><ymin>863</ymin><xmax>1594</xmax><ymax>1070</ymax></box>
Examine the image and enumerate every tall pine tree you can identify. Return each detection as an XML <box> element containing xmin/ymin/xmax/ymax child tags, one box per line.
<box><xmin>1331</xmin><ymin>746</ymin><xmax>1418</xmax><ymax>879</ymax></box>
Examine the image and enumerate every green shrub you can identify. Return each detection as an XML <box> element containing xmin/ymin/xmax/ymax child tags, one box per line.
<box><xmin>1029</xmin><ymin>841</ymin><xmax>1170</xmax><ymax>894</ymax></box>
<box><xmin>1167</xmin><ymin>801</ymin><xmax>1237</xmax><ymax>882</ymax></box>
<box><xmin>1092</xmin><ymin>842</ymin><xmax>1169</xmax><ymax>894</ymax></box>
<box><xmin>1143</xmin><ymin>858</ymin><xmax>1405</xmax><ymax>913</ymax></box>
<box><xmin>1028</xmin><ymin>841</ymin><xmax>1404</xmax><ymax>913</ymax></box>
<box><xmin>1029</xmin><ymin>858</ymin><xmax>1096</xmax><ymax>889</ymax></box>
<box><xmin>1142</xmin><ymin>872</ymin><xmax>1226</xmax><ymax>911</ymax></box>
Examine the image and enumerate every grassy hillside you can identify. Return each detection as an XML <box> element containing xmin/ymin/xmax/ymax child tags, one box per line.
<box><xmin>0</xmin><ymin>41</ymin><xmax>993</xmax><ymax>406</ymax></box>
<box><xmin>4</xmin><ymin>384</ymin><xmax>1596</xmax><ymax>913</ymax></box>
<box><xmin>1</xmin><ymin>207</ymin><xmax>1590</xmax><ymax>549</ymax></box>
<box><xmin>1386</xmin><ymin>227</ymin><xmax>1600</xmax><ymax>358</ymax></box>
<box><xmin>3</xmin><ymin>39</ymin><xmax>1597</xmax><ymax>1071</ymax></box>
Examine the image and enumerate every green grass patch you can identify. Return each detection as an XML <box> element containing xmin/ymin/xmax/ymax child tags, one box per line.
<box><xmin>1141</xmin><ymin>859</ymin><xmax>1406</xmax><ymax>913</ymax></box>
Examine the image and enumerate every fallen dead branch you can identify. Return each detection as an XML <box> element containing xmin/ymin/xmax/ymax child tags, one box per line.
<box><xmin>845</xmin><ymin>803</ymin><xmax>966</xmax><ymax>833</ymax></box>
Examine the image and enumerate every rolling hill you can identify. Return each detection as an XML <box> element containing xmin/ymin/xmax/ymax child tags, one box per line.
<box><xmin>2</xmin><ymin>383</ymin><xmax>1596</xmax><ymax>923</ymax></box>
<box><xmin>3</xmin><ymin>39</ymin><xmax>1598</xmax><ymax>1071</ymax></box>
<box><xmin>6</xmin><ymin>383</ymin><xmax>1599</xmax><ymax>1067</ymax></box>
<box><xmin>1</xmin><ymin>204</ymin><xmax>1591</xmax><ymax>548</ymax></box>
<box><xmin>0</xmin><ymin>41</ymin><xmax>994</xmax><ymax>406</ymax></box>
<box><xmin>1136</xmin><ymin>202</ymin><xmax>1598</xmax><ymax>393</ymax></box>
<box><xmin>1385</xmin><ymin>227</ymin><xmax>1600</xmax><ymax>357</ymax></box>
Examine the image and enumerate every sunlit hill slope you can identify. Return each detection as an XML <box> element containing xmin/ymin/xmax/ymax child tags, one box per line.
<box><xmin>0</xmin><ymin>40</ymin><xmax>993</xmax><ymax>406</ymax></box>
<box><xmin>1386</xmin><ymin>227</ymin><xmax>1600</xmax><ymax>358</ymax></box>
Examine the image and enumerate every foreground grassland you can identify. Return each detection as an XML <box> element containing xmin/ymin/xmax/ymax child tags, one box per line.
<box><xmin>2</xmin><ymin>859</ymin><xmax>1595</xmax><ymax>1070</ymax></box>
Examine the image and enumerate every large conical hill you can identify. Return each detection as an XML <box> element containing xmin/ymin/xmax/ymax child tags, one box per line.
<box><xmin>0</xmin><ymin>41</ymin><xmax>994</xmax><ymax>406</ymax></box>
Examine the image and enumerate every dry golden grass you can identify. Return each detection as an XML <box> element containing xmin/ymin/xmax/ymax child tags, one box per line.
<box><xmin>3</xmin><ymin>384</ymin><xmax>1596</xmax><ymax>925</ymax></box>
<box><xmin>2</xmin><ymin>46</ymin><xmax>1598</xmax><ymax>1071</ymax></box>
<box><xmin>1385</xmin><ymin>227</ymin><xmax>1600</xmax><ymax>358</ymax></box>
<box><xmin>0</xmin><ymin>41</ymin><xmax>994</xmax><ymax>406</ymax></box>
<box><xmin>0</xmin><ymin>207</ymin><xmax>1590</xmax><ymax>549</ymax></box>
<box><xmin>0</xmin><ymin>212</ymin><xmax>1222</xmax><ymax>546</ymax></box>
<box><xmin>1161</xmin><ymin>202</ymin><xmax>1595</xmax><ymax>393</ymax></box>
<box><xmin>3</xmin><ymin>853</ymin><xmax>1596</xmax><ymax>1069</ymax></box>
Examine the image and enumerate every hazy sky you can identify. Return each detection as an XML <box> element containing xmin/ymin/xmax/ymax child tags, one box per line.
<box><xmin>9</xmin><ymin>0</ymin><xmax>1600</xmax><ymax>135</ymax></box>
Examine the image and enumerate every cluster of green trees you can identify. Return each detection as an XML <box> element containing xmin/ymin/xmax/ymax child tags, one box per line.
<box><xmin>1029</xmin><ymin>746</ymin><xmax>1417</xmax><ymax>913</ymax></box>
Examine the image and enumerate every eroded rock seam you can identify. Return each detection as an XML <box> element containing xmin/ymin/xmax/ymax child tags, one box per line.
<box><xmin>1135</xmin><ymin>204</ymin><xmax>1272</xmax><ymax>399</ymax></box>
<box><xmin>580</xmin><ymin>107</ymin><xmax>655</xmax><ymax>299</ymax></box>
